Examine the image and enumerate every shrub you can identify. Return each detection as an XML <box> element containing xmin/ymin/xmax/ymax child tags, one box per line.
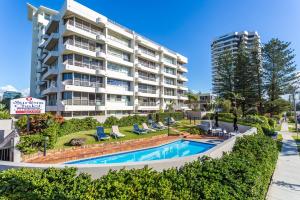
<box><xmin>16</xmin><ymin>113</ymin><xmax>54</xmax><ymax>135</ymax></box>
<box><xmin>17</xmin><ymin>122</ymin><xmax>59</xmax><ymax>154</ymax></box>
<box><xmin>58</xmin><ymin>117</ymin><xmax>101</xmax><ymax>137</ymax></box>
<box><xmin>1</xmin><ymin>134</ymin><xmax>278</xmax><ymax>199</ymax></box>
<box><xmin>103</xmin><ymin>116</ymin><xmax>119</xmax><ymax>128</ymax></box>
<box><xmin>0</xmin><ymin>110</ymin><xmax>10</xmax><ymax>119</ymax></box>
<box><xmin>288</xmin><ymin>116</ymin><xmax>295</xmax><ymax>123</ymax></box>
<box><xmin>155</xmin><ymin>112</ymin><xmax>184</xmax><ymax>122</ymax></box>
<box><xmin>188</xmin><ymin>127</ymin><xmax>203</xmax><ymax>135</ymax></box>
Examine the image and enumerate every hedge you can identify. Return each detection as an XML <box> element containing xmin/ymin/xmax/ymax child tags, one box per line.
<box><xmin>1</xmin><ymin>134</ymin><xmax>278</xmax><ymax>199</ymax></box>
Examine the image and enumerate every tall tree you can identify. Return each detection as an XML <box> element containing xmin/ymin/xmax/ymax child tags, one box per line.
<box><xmin>212</xmin><ymin>50</ymin><xmax>234</xmax><ymax>98</ymax></box>
<box><xmin>187</xmin><ymin>91</ymin><xmax>199</xmax><ymax>111</ymax></box>
<box><xmin>263</xmin><ymin>38</ymin><xmax>297</xmax><ymax>101</ymax></box>
<box><xmin>250</xmin><ymin>37</ymin><xmax>263</xmax><ymax>114</ymax></box>
<box><xmin>234</xmin><ymin>42</ymin><xmax>256</xmax><ymax>115</ymax></box>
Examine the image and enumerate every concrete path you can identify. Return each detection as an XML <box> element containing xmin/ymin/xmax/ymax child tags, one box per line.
<box><xmin>267</xmin><ymin>122</ymin><xmax>300</xmax><ymax>200</ymax></box>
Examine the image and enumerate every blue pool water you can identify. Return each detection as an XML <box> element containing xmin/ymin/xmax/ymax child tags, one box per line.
<box><xmin>66</xmin><ymin>140</ymin><xmax>215</xmax><ymax>164</ymax></box>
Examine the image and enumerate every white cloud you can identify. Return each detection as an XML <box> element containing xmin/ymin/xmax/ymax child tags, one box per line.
<box><xmin>0</xmin><ymin>85</ymin><xmax>30</xmax><ymax>98</ymax></box>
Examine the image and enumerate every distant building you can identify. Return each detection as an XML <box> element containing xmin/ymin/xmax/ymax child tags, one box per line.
<box><xmin>199</xmin><ymin>93</ymin><xmax>216</xmax><ymax>112</ymax></box>
<box><xmin>211</xmin><ymin>31</ymin><xmax>261</xmax><ymax>94</ymax></box>
<box><xmin>2</xmin><ymin>91</ymin><xmax>22</xmax><ymax>101</ymax></box>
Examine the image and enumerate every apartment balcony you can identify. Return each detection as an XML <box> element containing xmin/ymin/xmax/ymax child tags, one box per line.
<box><xmin>106</xmin><ymin>102</ymin><xmax>134</xmax><ymax>111</ymax></box>
<box><xmin>41</xmin><ymin>66</ymin><xmax>58</xmax><ymax>80</ymax></box>
<box><xmin>36</xmin><ymin>66</ymin><xmax>47</xmax><ymax>73</ymax></box>
<box><xmin>107</xmin><ymin>71</ymin><xmax>134</xmax><ymax>82</ymax></box>
<box><xmin>162</xmin><ymin>94</ymin><xmax>178</xmax><ymax>100</ymax></box>
<box><xmin>162</xmin><ymin>72</ymin><xmax>177</xmax><ymax>79</ymax></box>
<box><xmin>63</xmin><ymin>43</ymin><xmax>98</xmax><ymax>58</ymax></box>
<box><xmin>107</xmin><ymin>55</ymin><xmax>134</xmax><ymax>68</ymax></box>
<box><xmin>44</xmin><ymin>33</ymin><xmax>59</xmax><ymax>51</ymax></box>
<box><xmin>64</xmin><ymin>105</ymin><xmax>96</xmax><ymax>112</ymax></box>
<box><xmin>96</xmin><ymin>17</ymin><xmax>107</xmax><ymax>26</ymax></box>
<box><xmin>178</xmin><ymin>65</ymin><xmax>188</xmax><ymax>73</ymax></box>
<box><xmin>177</xmin><ymin>74</ymin><xmax>188</xmax><ymax>82</ymax></box>
<box><xmin>62</xmin><ymin>80</ymin><xmax>106</xmax><ymax>93</ymax></box>
<box><xmin>159</xmin><ymin>47</ymin><xmax>177</xmax><ymax>59</ymax></box>
<box><xmin>176</xmin><ymin>53</ymin><xmax>188</xmax><ymax>64</ymax></box>
<box><xmin>37</xmin><ymin>80</ymin><xmax>46</xmax><ymax>85</ymax></box>
<box><xmin>162</xmin><ymin>83</ymin><xmax>177</xmax><ymax>89</ymax></box>
<box><xmin>135</xmin><ymin>76</ymin><xmax>159</xmax><ymax>86</ymax></box>
<box><xmin>177</xmin><ymin>85</ymin><xmax>188</xmax><ymax>91</ymax></box>
<box><xmin>96</xmin><ymin>50</ymin><xmax>106</xmax><ymax>59</ymax></box>
<box><xmin>63</xmin><ymin>22</ymin><xmax>106</xmax><ymax>42</ymax></box>
<box><xmin>45</xmin><ymin>15</ymin><xmax>59</xmax><ymax>35</ymax></box>
<box><xmin>136</xmin><ymin>90</ymin><xmax>159</xmax><ymax>98</ymax></box>
<box><xmin>44</xmin><ymin>51</ymin><xmax>59</xmax><ymax>65</ymax></box>
<box><xmin>135</xmin><ymin>49</ymin><xmax>159</xmax><ymax>63</ymax></box>
<box><xmin>175</xmin><ymin>104</ymin><xmax>191</xmax><ymax>111</ymax></box>
<box><xmin>41</xmin><ymin>86</ymin><xmax>58</xmax><ymax>96</ymax></box>
<box><xmin>161</xmin><ymin>60</ymin><xmax>177</xmax><ymax>69</ymax></box>
<box><xmin>178</xmin><ymin>95</ymin><xmax>188</xmax><ymax>101</ymax></box>
<box><xmin>95</xmin><ymin>101</ymin><xmax>106</xmax><ymax>111</ymax></box>
<box><xmin>106</xmin><ymin>39</ymin><xmax>134</xmax><ymax>53</ymax></box>
<box><xmin>137</xmin><ymin>102</ymin><xmax>160</xmax><ymax>111</ymax></box>
<box><xmin>135</xmin><ymin>35</ymin><xmax>160</xmax><ymax>51</ymax></box>
<box><xmin>106</xmin><ymin>85</ymin><xmax>134</xmax><ymax>96</ymax></box>
<box><xmin>135</xmin><ymin>63</ymin><xmax>159</xmax><ymax>74</ymax></box>
<box><xmin>62</xmin><ymin>63</ymin><xmax>105</xmax><ymax>76</ymax></box>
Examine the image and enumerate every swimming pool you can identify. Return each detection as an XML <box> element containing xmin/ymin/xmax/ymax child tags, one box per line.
<box><xmin>66</xmin><ymin>140</ymin><xmax>215</xmax><ymax>164</ymax></box>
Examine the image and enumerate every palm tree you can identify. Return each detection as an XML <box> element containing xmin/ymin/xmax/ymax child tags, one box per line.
<box><xmin>187</xmin><ymin>92</ymin><xmax>199</xmax><ymax>111</ymax></box>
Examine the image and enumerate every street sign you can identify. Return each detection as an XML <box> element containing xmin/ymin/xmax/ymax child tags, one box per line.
<box><xmin>10</xmin><ymin>97</ymin><xmax>45</xmax><ymax>115</ymax></box>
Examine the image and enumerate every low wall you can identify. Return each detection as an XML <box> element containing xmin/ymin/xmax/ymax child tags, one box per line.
<box><xmin>0</xmin><ymin>119</ymin><xmax>13</xmax><ymax>142</ymax></box>
<box><xmin>0</xmin><ymin>125</ymin><xmax>257</xmax><ymax>178</ymax></box>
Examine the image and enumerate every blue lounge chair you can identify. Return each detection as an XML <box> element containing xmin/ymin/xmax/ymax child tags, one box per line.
<box><xmin>96</xmin><ymin>126</ymin><xmax>110</xmax><ymax>140</ymax></box>
<box><xmin>133</xmin><ymin>124</ymin><xmax>147</xmax><ymax>134</ymax></box>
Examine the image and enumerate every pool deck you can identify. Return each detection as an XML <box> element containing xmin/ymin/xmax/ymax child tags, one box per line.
<box><xmin>24</xmin><ymin>134</ymin><xmax>224</xmax><ymax>164</ymax></box>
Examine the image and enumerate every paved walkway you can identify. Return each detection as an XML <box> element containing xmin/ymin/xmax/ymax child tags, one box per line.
<box><xmin>267</xmin><ymin>122</ymin><xmax>300</xmax><ymax>200</ymax></box>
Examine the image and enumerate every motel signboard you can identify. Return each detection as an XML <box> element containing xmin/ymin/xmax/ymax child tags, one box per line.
<box><xmin>10</xmin><ymin>97</ymin><xmax>45</xmax><ymax>115</ymax></box>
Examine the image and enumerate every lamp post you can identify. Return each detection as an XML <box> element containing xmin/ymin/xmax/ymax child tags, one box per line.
<box><xmin>43</xmin><ymin>136</ymin><xmax>49</xmax><ymax>156</ymax></box>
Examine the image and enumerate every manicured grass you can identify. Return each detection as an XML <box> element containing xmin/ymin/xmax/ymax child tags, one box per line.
<box><xmin>292</xmin><ymin>135</ymin><xmax>300</xmax><ymax>155</ymax></box>
<box><xmin>173</xmin><ymin>119</ymin><xmax>201</xmax><ymax>132</ymax></box>
<box><xmin>54</xmin><ymin>126</ymin><xmax>172</xmax><ymax>150</ymax></box>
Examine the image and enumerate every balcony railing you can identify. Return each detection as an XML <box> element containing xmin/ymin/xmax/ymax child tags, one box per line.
<box><xmin>139</xmin><ymin>102</ymin><xmax>157</xmax><ymax>106</ymax></box>
<box><xmin>64</xmin><ymin>60</ymin><xmax>104</xmax><ymax>71</ymax></box>
<box><xmin>66</xmin><ymin>20</ymin><xmax>104</xmax><ymax>36</ymax></box>
<box><xmin>63</xmin><ymin>80</ymin><xmax>104</xmax><ymax>88</ymax></box>
<box><xmin>64</xmin><ymin>40</ymin><xmax>105</xmax><ymax>53</ymax></box>
<box><xmin>138</xmin><ymin>75</ymin><xmax>156</xmax><ymax>82</ymax></box>
<box><xmin>138</xmin><ymin>89</ymin><xmax>156</xmax><ymax>94</ymax></box>
<box><xmin>137</xmin><ymin>61</ymin><xmax>157</xmax><ymax>70</ymax></box>
<box><xmin>63</xmin><ymin>99</ymin><xmax>105</xmax><ymax>106</ymax></box>
<box><xmin>164</xmin><ymin>93</ymin><xmax>176</xmax><ymax>96</ymax></box>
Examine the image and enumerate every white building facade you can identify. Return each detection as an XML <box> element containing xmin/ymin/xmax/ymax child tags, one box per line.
<box><xmin>27</xmin><ymin>0</ymin><xmax>189</xmax><ymax>117</ymax></box>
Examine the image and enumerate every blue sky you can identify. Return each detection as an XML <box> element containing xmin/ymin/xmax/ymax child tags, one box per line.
<box><xmin>0</xmin><ymin>0</ymin><xmax>299</xmax><ymax>95</ymax></box>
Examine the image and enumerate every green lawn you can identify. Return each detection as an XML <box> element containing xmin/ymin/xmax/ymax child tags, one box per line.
<box><xmin>54</xmin><ymin>125</ymin><xmax>174</xmax><ymax>150</ymax></box>
<box><xmin>292</xmin><ymin>135</ymin><xmax>300</xmax><ymax>155</ymax></box>
<box><xmin>172</xmin><ymin>119</ymin><xmax>201</xmax><ymax>132</ymax></box>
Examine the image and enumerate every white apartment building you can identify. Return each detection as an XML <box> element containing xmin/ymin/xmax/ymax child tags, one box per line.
<box><xmin>27</xmin><ymin>0</ymin><xmax>189</xmax><ymax>117</ymax></box>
